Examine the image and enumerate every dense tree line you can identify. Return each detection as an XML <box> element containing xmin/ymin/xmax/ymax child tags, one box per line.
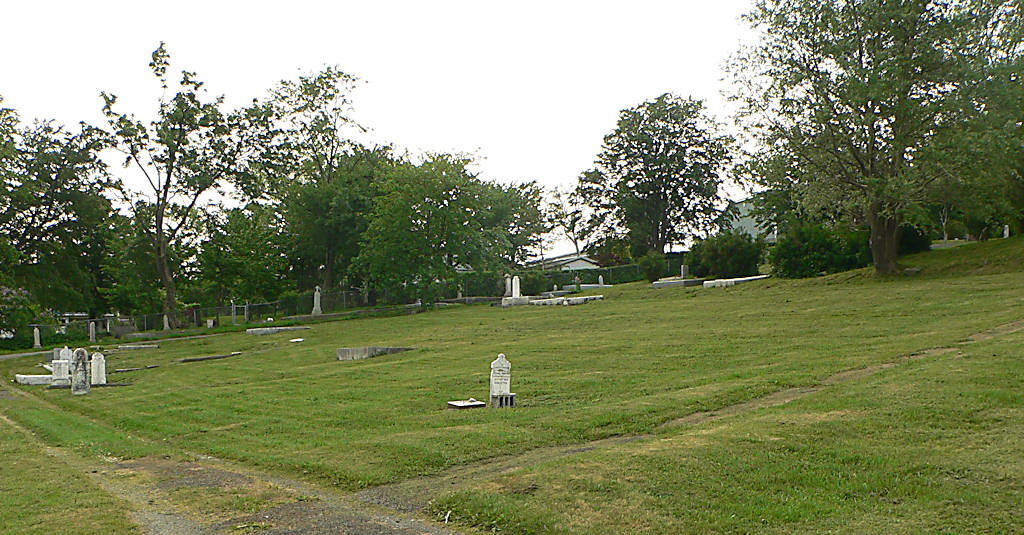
<box><xmin>0</xmin><ymin>45</ymin><xmax>548</xmax><ymax>332</ymax></box>
<box><xmin>3</xmin><ymin>0</ymin><xmax>1021</xmax><ymax>335</ymax></box>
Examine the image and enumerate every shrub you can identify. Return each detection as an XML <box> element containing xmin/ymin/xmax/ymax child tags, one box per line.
<box><xmin>767</xmin><ymin>222</ymin><xmax>934</xmax><ymax>278</ymax></box>
<box><xmin>898</xmin><ymin>225</ymin><xmax>932</xmax><ymax>255</ymax></box>
<box><xmin>768</xmin><ymin>223</ymin><xmax>837</xmax><ymax>278</ymax></box>
<box><xmin>637</xmin><ymin>252</ymin><xmax>667</xmax><ymax>282</ymax></box>
<box><xmin>689</xmin><ymin>231</ymin><xmax>764</xmax><ymax>278</ymax></box>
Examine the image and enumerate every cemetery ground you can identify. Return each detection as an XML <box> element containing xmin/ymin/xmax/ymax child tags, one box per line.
<box><xmin>2</xmin><ymin>237</ymin><xmax>1023</xmax><ymax>534</ymax></box>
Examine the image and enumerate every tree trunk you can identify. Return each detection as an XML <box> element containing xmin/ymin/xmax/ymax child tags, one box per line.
<box><xmin>323</xmin><ymin>247</ymin><xmax>335</xmax><ymax>292</ymax></box>
<box><xmin>868</xmin><ymin>202</ymin><xmax>901</xmax><ymax>275</ymax></box>
<box><xmin>155</xmin><ymin>244</ymin><xmax>179</xmax><ymax>328</ymax></box>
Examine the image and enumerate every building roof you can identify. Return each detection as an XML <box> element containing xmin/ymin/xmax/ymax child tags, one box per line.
<box><xmin>525</xmin><ymin>252</ymin><xmax>601</xmax><ymax>270</ymax></box>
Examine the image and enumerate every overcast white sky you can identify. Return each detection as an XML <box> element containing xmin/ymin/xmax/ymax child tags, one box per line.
<box><xmin>2</xmin><ymin>0</ymin><xmax>755</xmax><ymax>254</ymax></box>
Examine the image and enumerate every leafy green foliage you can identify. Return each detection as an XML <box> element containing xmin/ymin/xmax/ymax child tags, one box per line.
<box><xmin>688</xmin><ymin>231</ymin><xmax>764</xmax><ymax>278</ymax></box>
<box><xmin>733</xmin><ymin>0</ymin><xmax>1020</xmax><ymax>274</ymax></box>
<box><xmin>355</xmin><ymin>156</ymin><xmax>532</xmax><ymax>301</ymax></box>
<box><xmin>0</xmin><ymin>103</ymin><xmax>115</xmax><ymax>315</ymax></box>
<box><xmin>192</xmin><ymin>204</ymin><xmax>288</xmax><ymax>306</ymax></box>
<box><xmin>102</xmin><ymin>42</ymin><xmax>244</xmax><ymax>325</ymax></box>
<box><xmin>637</xmin><ymin>252</ymin><xmax>667</xmax><ymax>282</ymax></box>
<box><xmin>579</xmin><ymin>94</ymin><xmax>731</xmax><ymax>253</ymax></box>
<box><xmin>769</xmin><ymin>223</ymin><xmax>869</xmax><ymax>278</ymax></box>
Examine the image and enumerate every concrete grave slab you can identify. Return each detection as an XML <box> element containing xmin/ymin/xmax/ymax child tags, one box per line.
<box><xmin>336</xmin><ymin>347</ymin><xmax>414</xmax><ymax>361</ymax></box>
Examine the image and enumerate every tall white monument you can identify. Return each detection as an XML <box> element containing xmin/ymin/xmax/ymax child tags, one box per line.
<box><xmin>312</xmin><ymin>286</ymin><xmax>323</xmax><ymax>316</ymax></box>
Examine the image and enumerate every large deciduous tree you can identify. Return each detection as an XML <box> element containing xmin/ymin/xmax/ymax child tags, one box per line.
<box><xmin>579</xmin><ymin>93</ymin><xmax>731</xmax><ymax>255</ymax></box>
<box><xmin>545</xmin><ymin>186</ymin><xmax>593</xmax><ymax>255</ymax></box>
<box><xmin>0</xmin><ymin>100</ymin><xmax>115</xmax><ymax>315</ymax></box>
<box><xmin>733</xmin><ymin>0</ymin><xmax>1021</xmax><ymax>274</ymax></box>
<box><xmin>102</xmin><ymin>43</ymin><xmax>239</xmax><ymax>326</ymax></box>
<box><xmin>355</xmin><ymin>155</ymin><xmax>541</xmax><ymax>301</ymax></box>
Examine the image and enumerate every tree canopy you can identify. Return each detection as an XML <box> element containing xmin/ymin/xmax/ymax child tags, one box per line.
<box><xmin>579</xmin><ymin>93</ymin><xmax>731</xmax><ymax>255</ymax></box>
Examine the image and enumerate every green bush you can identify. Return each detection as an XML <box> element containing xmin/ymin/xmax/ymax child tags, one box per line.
<box><xmin>689</xmin><ymin>231</ymin><xmax>764</xmax><ymax>278</ymax></box>
<box><xmin>770</xmin><ymin>222</ymin><xmax>930</xmax><ymax>278</ymax></box>
<box><xmin>899</xmin><ymin>225</ymin><xmax>932</xmax><ymax>255</ymax></box>
<box><xmin>637</xmin><ymin>252</ymin><xmax>667</xmax><ymax>282</ymax></box>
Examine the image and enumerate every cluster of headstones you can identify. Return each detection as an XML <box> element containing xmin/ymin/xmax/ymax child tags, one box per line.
<box><xmin>47</xmin><ymin>347</ymin><xmax>106</xmax><ymax>394</ymax></box>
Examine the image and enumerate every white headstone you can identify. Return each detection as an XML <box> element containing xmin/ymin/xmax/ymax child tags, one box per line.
<box><xmin>511</xmin><ymin>276</ymin><xmax>521</xmax><ymax>299</ymax></box>
<box><xmin>163</xmin><ymin>314</ymin><xmax>170</xmax><ymax>331</ymax></box>
<box><xmin>33</xmin><ymin>327</ymin><xmax>41</xmax><ymax>348</ymax></box>
<box><xmin>312</xmin><ymin>286</ymin><xmax>323</xmax><ymax>316</ymax></box>
<box><xmin>51</xmin><ymin>359</ymin><xmax>71</xmax><ymax>387</ymax></box>
<box><xmin>553</xmin><ymin>284</ymin><xmax>557</xmax><ymax>291</ymax></box>
<box><xmin>598</xmin><ymin>275</ymin><xmax>605</xmax><ymax>286</ymax></box>
<box><xmin>490</xmin><ymin>353</ymin><xmax>511</xmax><ymax>397</ymax></box>
<box><xmin>90</xmin><ymin>353</ymin><xmax>106</xmax><ymax>385</ymax></box>
<box><xmin>681</xmin><ymin>264</ymin><xmax>690</xmax><ymax>278</ymax></box>
<box><xmin>503</xmin><ymin>274</ymin><xmax>512</xmax><ymax>297</ymax></box>
<box><xmin>71</xmin><ymin>348</ymin><xmax>90</xmax><ymax>395</ymax></box>
<box><xmin>206</xmin><ymin>318</ymin><xmax>215</xmax><ymax>328</ymax></box>
<box><xmin>88</xmin><ymin>321</ymin><xmax>96</xmax><ymax>343</ymax></box>
<box><xmin>60</xmin><ymin>346</ymin><xmax>72</xmax><ymax>360</ymax></box>
<box><xmin>1004</xmin><ymin>225</ymin><xmax>1011</xmax><ymax>239</ymax></box>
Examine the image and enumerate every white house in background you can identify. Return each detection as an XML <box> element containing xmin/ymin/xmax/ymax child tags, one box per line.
<box><xmin>726</xmin><ymin>200</ymin><xmax>778</xmax><ymax>243</ymax></box>
<box><xmin>526</xmin><ymin>252</ymin><xmax>601</xmax><ymax>271</ymax></box>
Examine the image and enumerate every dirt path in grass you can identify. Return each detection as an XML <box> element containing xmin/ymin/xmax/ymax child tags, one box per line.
<box><xmin>3</xmin><ymin>317</ymin><xmax>1023</xmax><ymax>533</ymax></box>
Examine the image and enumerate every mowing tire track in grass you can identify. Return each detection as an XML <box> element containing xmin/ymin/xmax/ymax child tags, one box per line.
<box><xmin>357</xmin><ymin>315</ymin><xmax>1024</xmax><ymax>516</ymax></box>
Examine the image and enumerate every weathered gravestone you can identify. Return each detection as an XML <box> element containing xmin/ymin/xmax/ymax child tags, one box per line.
<box><xmin>33</xmin><ymin>326</ymin><xmax>42</xmax><ymax>348</ymax></box>
<box><xmin>1005</xmin><ymin>225</ymin><xmax>1011</xmax><ymax>239</ymax></box>
<box><xmin>71</xmin><ymin>348</ymin><xmax>90</xmax><ymax>395</ymax></box>
<box><xmin>511</xmin><ymin>276</ymin><xmax>521</xmax><ymax>299</ymax></box>
<box><xmin>89</xmin><ymin>321</ymin><xmax>97</xmax><ymax>343</ymax></box>
<box><xmin>503</xmin><ymin>274</ymin><xmax>512</xmax><ymax>297</ymax></box>
<box><xmin>681</xmin><ymin>264</ymin><xmax>690</xmax><ymax>278</ymax></box>
<box><xmin>90</xmin><ymin>352</ymin><xmax>107</xmax><ymax>385</ymax></box>
<box><xmin>490</xmin><ymin>353</ymin><xmax>516</xmax><ymax>408</ymax></box>
<box><xmin>163</xmin><ymin>314</ymin><xmax>170</xmax><ymax>331</ymax></box>
<box><xmin>312</xmin><ymin>286</ymin><xmax>323</xmax><ymax>316</ymax></box>
<box><xmin>52</xmin><ymin>347</ymin><xmax>72</xmax><ymax>387</ymax></box>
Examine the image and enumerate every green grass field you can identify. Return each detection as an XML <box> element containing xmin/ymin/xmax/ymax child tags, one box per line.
<box><xmin>2</xmin><ymin>237</ymin><xmax>1022</xmax><ymax>534</ymax></box>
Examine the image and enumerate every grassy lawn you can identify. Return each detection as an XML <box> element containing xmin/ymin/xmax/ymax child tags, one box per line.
<box><xmin>0</xmin><ymin>237</ymin><xmax>1021</xmax><ymax>533</ymax></box>
<box><xmin>430</xmin><ymin>328</ymin><xmax>1024</xmax><ymax>534</ymax></box>
<box><xmin>0</xmin><ymin>413</ymin><xmax>138</xmax><ymax>534</ymax></box>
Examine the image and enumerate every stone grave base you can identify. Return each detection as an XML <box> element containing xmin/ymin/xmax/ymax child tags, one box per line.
<box><xmin>703</xmin><ymin>275</ymin><xmax>770</xmax><ymax>288</ymax></box>
<box><xmin>652</xmin><ymin>278</ymin><xmax>707</xmax><ymax>289</ymax></box>
<box><xmin>245</xmin><ymin>326</ymin><xmax>311</xmax><ymax>336</ymax></box>
<box><xmin>15</xmin><ymin>374</ymin><xmax>52</xmax><ymax>385</ymax></box>
<box><xmin>336</xmin><ymin>346</ymin><xmax>413</xmax><ymax>361</ymax></box>
<box><xmin>500</xmin><ymin>297</ymin><xmax>531</xmax><ymax>307</ymax></box>
<box><xmin>491</xmin><ymin>393</ymin><xmax>517</xmax><ymax>408</ymax></box>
